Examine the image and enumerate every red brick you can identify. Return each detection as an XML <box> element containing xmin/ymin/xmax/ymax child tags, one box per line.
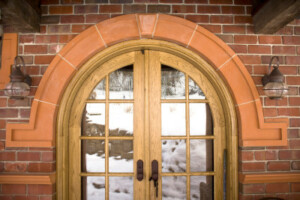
<box><xmin>62</xmin><ymin>0</ymin><xmax>83</xmax><ymax>3</ymax></box>
<box><xmin>286</xmin><ymin>56</ymin><xmax>300</xmax><ymax>65</ymax></box>
<box><xmin>61</xmin><ymin>15</ymin><xmax>84</xmax><ymax>23</ymax></box>
<box><xmin>0</xmin><ymin>152</ymin><xmax>15</xmax><ymax>161</ymax></box>
<box><xmin>124</xmin><ymin>5</ymin><xmax>146</xmax><ymax>14</ymax></box>
<box><xmin>75</xmin><ymin>5</ymin><xmax>98</xmax><ymax>14</ymax></box>
<box><xmin>234</xmin><ymin>35</ymin><xmax>257</xmax><ymax>44</ymax></box>
<box><xmin>223</xmin><ymin>25</ymin><xmax>245</xmax><ymax>34</ymax></box>
<box><xmin>172</xmin><ymin>5</ymin><xmax>195</xmax><ymax>13</ymax></box>
<box><xmin>279</xmin><ymin>150</ymin><xmax>300</xmax><ymax>160</ymax></box>
<box><xmin>49</xmin><ymin>44</ymin><xmax>65</xmax><ymax>53</ymax></box>
<box><xmin>0</xmin><ymin>141</ymin><xmax>5</xmax><ymax>150</ymax></box>
<box><xmin>297</xmin><ymin>47</ymin><xmax>300</xmax><ymax>55</ymax></box>
<box><xmin>240</xmin><ymin>151</ymin><xmax>254</xmax><ymax>161</ymax></box>
<box><xmin>291</xmin><ymin>183</ymin><xmax>300</xmax><ymax>192</ymax></box>
<box><xmin>287</xmin><ymin>76</ymin><xmax>300</xmax><ymax>85</ymax></box>
<box><xmin>210</xmin><ymin>15</ymin><xmax>233</xmax><ymax>24</ymax></box>
<box><xmin>216</xmin><ymin>34</ymin><xmax>233</xmax><ymax>43</ymax></box>
<box><xmin>278</xmin><ymin>108</ymin><xmax>300</xmax><ymax>116</ymax></box>
<box><xmin>41</xmin><ymin>0</ymin><xmax>59</xmax><ymax>4</ymax></box>
<box><xmin>185</xmin><ymin>0</ymin><xmax>207</xmax><ymax>3</ymax></box>
<box><xmin>59</xmin><ymin>34</ymin><xmax>76</xmax><ymax>43</ymax></box>
<box><xmin>40</xmin><ymin>196</ymin><xmax>55</xmax><ymax>200</ymax></box>
<box><xmin>255</xmin><ymin>151</ymin><xmax>277</xmax><ymax>161</ymax></box>
<box><xmin>242</xmin><ymin>184</ymin><xmax>265</xmax><ymax>194</ymax></box>
<box><xmin>49</xmin><ymin>6</ymin><xmax>73</xmax><ymax>14</ymax></box>
<box><xmin>29</xmin><ymin>147</ymin><xmax>54</xmax><ymax>151</ymax></box>
<box><xmin>148</xmin><ymin>5</ymin><xmax>171</xmax><ymax>13</ymax></box>
<box><xmin>4</xmin><ymin>162</ymin><xmax>27</xmax><ymax>172</ymax></box>
<box><xmin>276</xmin><ymin>26</ymin><xmax>294</xmax><ymax>35</ymax></box>
<box><xmin>24</xmin><ymin>45</ymin><xmax>48</xmax><ymax>54</ymax></box>
<box><xmin>290</xmin><ymin>97</ymin><xmax>300</xmax><ymax>106</ymax></box>
<box><xmin>234</xmin><ymin>16</ymin><xmax>252</xmax><ymax>24</ymax></box>
<box><xmin>28</xmin><ymin>163</ymin><xmax>55</xmax><ymax>172</ymax></box>
<box><xmin>221</xmin><ymin>6</ymin><xmax>244</xmax><ymax>14</ymax></box>
<box><xmin>263</xmin><ymin>108</ymin><xmax>277</xmax><ymax>117</ymax></box>
<box><xmin>35</xmin><ymin>35</ymin><xmax>58</xmax><ymax>43</ymax></box>
<box><xmin>197</xmin><ymin>5</ymin><xmax>220</xmax><ymax>13</ymax></box>
<box><xmin>288</xmin><ymin>129</ymin><xmax>299</xmax><ymax>139</ymax></box>
<box><xmin>210</xmin><ymin>0</ymin><xmax>232</xmax><ymax>4</ymax></box>
<box><xmin>2</xmin><ymin>184</ymin><xmax>26</xmax><ymax>194</ymax></box>
<box><xmin>238</xmin><ymin>55</ymin><xmax>261</xmax><ymax>64</ymax></box>
<box><xmin>234</xmin><ymin>0</ymin><xmax>251</xmax><ymax>4</ymax></box>
<box><xmin>28</xmin><ymin>184</ymin><xmax>54</xmax><ymax>195</ymax></box>
<box><xmin>35</xmin><ymin>55</ymin><xmax>55</xmax><ymax>64</ymax></box>
<box><xmin>267</xmin><ymin>161</ymin><xmax>290</xmax><ymax>171</ymax></box>
<box><xmin>185</xmin><ymin>15</ymin><xmax>209</xmax><ymax>23</ymax></box>
<box><xmin>71</xmin><ymin>24</ymin><xmax>92</xmax><ymax>33</ymax></box>
<box><xmin>20</xmin><ymin>35</ymin><xmax>35</xmax><ymax>43</ymax></box>
<box><xmin>229</xmin><ymin>44</ymin><xmax>247</xmax><ymax>53</ymax></box>
<box><xmin>31</xmin><ymin>77</ymin><xmax>42</xmax><ymax>87</ymax></box>
<box><xmin>272</xmin><ymin>46</ymin><xmax>296</xmax><ymax>55</ymax></box>
<box><xmin>264</xmin><ymin>97</ymin><xmax>287</xmax><ymax>106</ymax></box>
<box><xmin>0</xmin><ymin>119</ymin><xmax>5</xmax><ymax>129</ymax></box>
<box><xmin>8</xmin><ymin>98</ymin><xmax>31</xmax><ymax>108</ymax></box>
<box><xmin>18</xmin><ymin>152</ymin><xmax>41</xmax><ymax>161</ymax></box>
<box><xmin>248</xmin><ymin>45</ymin><xmax>271</xmax><ymax>54</ymax></box>
<box><xmin>259</xmin><ymin>36</ymin><xmax>282</xmax><ymax>44</ymax></box>
<box><xmin>295</xmin><ymin>27</ymin><xmax>300</xmax><ymax>35</ymax></box>
<box><xmin>290</xmin><ymin>194</ymin><xmax>300</xmax><ymax>200</ymax></box>
<box><xmin>283</xmin><ymin>36</ymin><xmax>300</xmax><ymax>45</ymax></box>
<box><xmin>0</xmin><ymin>109</ymin><xmax>18</xmax><ymax>118</ymax></box>
<box><xmin>261</xmin><ymin>55</ymin><xmax>284</xmax><ymax>64</ymax></box>
<box><xmin>241</xmin><ymin>162</ymin><xmax>265</xmax><ymax>172</ymax></box>
<box><xmin>0</xmin><ymin>98</ymin><xmax>7</xmax><ymax>107</ymax></box>
<box><xmin>201</xmin><ymin>25</ymin><xmax>221</xmax><ymax>33</ymax></box>
<box><xmin>289</xmin><ymin>139</ymin><xmax>300</xmax><ymax>149</ymax></box>
<box><xmin>99</xmin><ymin>5</ymin><xmax>122</xmax><ymax>13</ymax></box>
<box><xmin>160</xmin><ymin>0</ymin><xmax>182</xmax><ymax>3</ymax></box>
<box><xmin>48</xmin><ymin>25</ymin><xmax>71</xmax><ymax>33</ymax></box>
<box><xmin>265</xmin><ymin>183</ymin><xmax>290</xmax><ymax>193</ymax></box>
<box><xmin>41</xmin><ymin>151</ymin><xmax>56</xmax><ymax>161</ymax></box>
<box><xmin>85</xmin><ymin>14</ymin><xmax>109</xmax><ymax>23</ymax></box>
<box><xmin>135</xmin><ymin>0</ymin><xmax>158</xmax><ymax>2</ymax></box>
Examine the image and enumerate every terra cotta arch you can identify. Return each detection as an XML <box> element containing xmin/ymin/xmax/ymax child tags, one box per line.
<box><xmin>6</xmin><ymin>14</ymin><xmax>288</xmax><ymax>148</ymax></box>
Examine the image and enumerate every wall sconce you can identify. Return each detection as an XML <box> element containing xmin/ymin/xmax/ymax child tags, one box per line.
<box><xmin>262</xmin><ymin>56</ymin><xmax>288</xmax><ymax>99</ymax></box>
<box><xmin>4</xmin><ymin>56</ymin><xmax>32</xmax><ymax>99</ymax></box>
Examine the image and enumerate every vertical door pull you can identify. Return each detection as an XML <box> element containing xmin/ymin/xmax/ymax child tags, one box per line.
<box><xmin>149</xmin><ymin>160</ymin><xmax>159</xmax><ymax>197</ymax></box>
<box><xmin>137</xmin><ymin>160</ymin><xmax>144</xmax><ymax>181</ymax></box>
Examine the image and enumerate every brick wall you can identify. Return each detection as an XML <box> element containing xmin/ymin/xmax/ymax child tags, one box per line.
<box><xmin>0</xmin><ymin>0</ymin><xmax>299</xmax><ymax>199</ymax></box>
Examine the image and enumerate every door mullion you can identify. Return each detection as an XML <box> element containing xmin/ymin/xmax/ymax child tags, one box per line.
<box><xmin>134</xmin><ymin>51</ymin><xmax>146</xmax><ymax>200</ymax></box>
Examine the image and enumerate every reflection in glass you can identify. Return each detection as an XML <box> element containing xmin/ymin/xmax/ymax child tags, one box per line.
<box><xmin>190</xmin><ymin>103</ymin><xmax>213</xmax><ymax>135</ymax></box>
<box><xmin>82</xmin><ymin>103</ymin><xmax>105</xmax><ymax>136</ymax></box>
<box><xmin>161</xmin><ymin>103</ymin><xmax>186</xmax><ymax>136</ymax></box>
<box><xmin>82</xmin><ymin>176</ymin><xmax>105</xmax><ymax>200</ymax></box>
<box><xmin>190</xmin><ymin>140</ymin><xmax>213</xmax><ymax>172</ymax></box>
<box><xmin>161</xmin><ymin>65</ymin><xmax>185</xmax><ymax>99</ymax></box>
<box><xmin>109</xmin><ymin>140</ymin><xmax>133</xmax><ymax>172</ymax></box>
<box><xmin>88</xmin><ymin>78</ymin><xmax>106</xmax><ymax>100</ymax></box>
<box><xmin>109</xmin><ymin>103</ymin><xmax>133</xmax><ymax>136</ymax></box>
<box><xmin>189</xmin><ymin>78</ymin><xmax>205</xmax><ymax>99</ymax></box>
<box><xmin>109</xmin><ymin>177</ymin><xmax>133</xmax><ymax>200</ymax></box>
<box><xmin>109</xmin><ymin>65</ymin><xmax>133</xmax><ymax>99</ymax></box>
<box><xmin>162</xmin><ymin>176</ymin><xmax>186</xmax><ymax>200</ymax></box>
<box><xmin>162</xmin><ymin>140</ymin><xmax>186</xmax><ymax>172</ymax></box>
<box><xmin>190</xmin><ymin>176</ymin><xmax>213</xmax><ymax>200</ymax></box>
<box><xmin>82</xmin><ymin>140</ymin><xmax>105</xmax><ymax>172</ymax></box>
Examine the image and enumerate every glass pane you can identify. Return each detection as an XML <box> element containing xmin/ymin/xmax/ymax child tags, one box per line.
<box><xmin>109</xmin><ymin>140</ymin><xmax>133</xmax><ymax>172</ymax></box>
<box><xmin>82</xmin><ymin>103</ymin><xmax>105</xmax><ymax>136</ymax></box>
<box><xmin>109</xmin><ymin>177</ymin><xmax>133</xmax><ymax>200</ymax></box>
<box><xmin>190</xmin><ymin>140</ymin><xmax>213</xmax><ymax>172</ymax></box>
<box><xmin>161</xmin><ymin>65</ymin><xmax>185</xmax><ymax>99</ymax></box>
<box><xmin>109</xmin><ymin>65</ymin><xmax>133</xmax><ymax>99</ymax></box>
<box><xmin>162</xmin><ymin>140</ymin><xmax>186</xmax><ymax>172</ymax></box>
<box><xmin>82</xmin><ymin>176</ymin><xmax>105</xmax><ymax>200</ymax></box>
<box><xmin>88</xmin><ymin>78</ymin><xmax>106</xmax><ymax>100</ymax></box>
<box><xmin>162</xmin><ymin>103</ymin><xmax>186</xmax><ymax>136</ymax></box>
<box><xmin>82</xmin><ymin>140</ymin><xmax>105</xmax><ymax>173</ymax></box>
<box><xmin>190</xmin><ymin>176</ymin><xmax>213</xmax><ymax>200</ymax></box>
<box><xmin>162</xmin><ymin>176</ymin><xmax>186</xmax><ymax>200</ymax></box>
<box><xmin>190</xmin><ymin>103</ymin><xmax>213</xmax><ymax>136</ymax></box>
<box><xmin>189</xmin><ymin>78</ymin><xmax>205</xmax><ymax>99</ymax></box>
<box><xmin>109</xmin><ymin>103</ymin><xmax>133</xmax><ymax>136</ymax></box>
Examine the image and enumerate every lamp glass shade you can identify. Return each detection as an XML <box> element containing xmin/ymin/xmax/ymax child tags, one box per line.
<box><xmin>263</xmin><ymin>82</ymin><xmax>288</xmax><ymax>99</ymax></box>
<box><xmin>4</xmin><ymin>82</ymin><xmax>31</xmax><ymax>99</ymax></box>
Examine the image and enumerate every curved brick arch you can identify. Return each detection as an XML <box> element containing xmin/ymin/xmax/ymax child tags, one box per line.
<box><xmin>6</xmin><ymin>14</ymin><xmax>288</xmax><ymax>147</ymax></box>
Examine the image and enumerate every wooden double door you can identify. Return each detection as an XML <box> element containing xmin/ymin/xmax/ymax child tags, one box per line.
<box><xmin>69</xmin><ymin>50</ymin><xmax>226</xmax><ymax>200</ymax></box>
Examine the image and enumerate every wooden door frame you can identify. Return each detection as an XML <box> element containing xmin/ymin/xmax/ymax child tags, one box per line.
<box><xmin>56</xmin><ymin>40</ymin><xmax>238</xmax><ymax>200</ymax></box>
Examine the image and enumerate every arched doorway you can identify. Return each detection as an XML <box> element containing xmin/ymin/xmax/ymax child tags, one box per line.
<box><xmin>57</xmin><ymin>40</ymin><xmax>237</xmax><ymax>199</ymax></box>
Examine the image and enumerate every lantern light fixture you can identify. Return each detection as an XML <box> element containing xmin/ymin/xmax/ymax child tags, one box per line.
<box><xmin>4</xmin><ymin>56</ymin><xmax>32</xmax><ymax>99</ymax></box>
<box><xmin>262</xmin><ymin>56</ymin><xmax>288</xmax><ymax>99</ymax></box>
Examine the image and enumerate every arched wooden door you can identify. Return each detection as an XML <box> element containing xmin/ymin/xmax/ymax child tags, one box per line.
<box><xmin>68</xmin><ymin>49</ymin><xmax>226</xmax><ymax>200</ymax></box>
